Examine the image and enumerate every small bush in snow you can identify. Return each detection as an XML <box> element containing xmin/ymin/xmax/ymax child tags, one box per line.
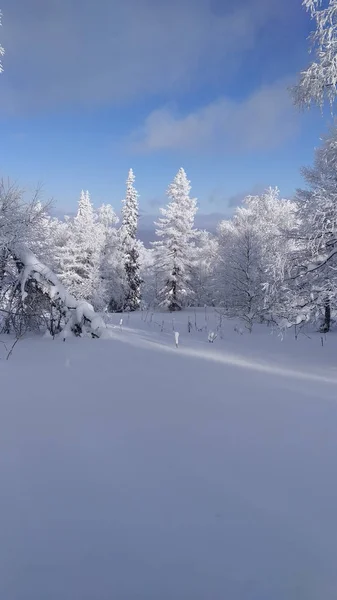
<box><xmin>208</xmin><ymin>331</ymin><xmax>217</xmax><ymax>343</ymax></box>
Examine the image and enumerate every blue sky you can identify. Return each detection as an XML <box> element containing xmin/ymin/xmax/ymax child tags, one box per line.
<box><xmin>0</xmin><ymin>0</ymin><xmax>333</xmax><ymax>225</ymax></box>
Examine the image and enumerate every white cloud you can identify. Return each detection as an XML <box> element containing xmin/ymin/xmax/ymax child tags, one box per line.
<box><xmin>0</xmin><ymin>0</ymin><xmax>291</xmax><ymax>114</ymax></box>
<box><xmin>129</xmin><ymin>80</ymin><xmax>298</xmax><ymax>153</ymax></box>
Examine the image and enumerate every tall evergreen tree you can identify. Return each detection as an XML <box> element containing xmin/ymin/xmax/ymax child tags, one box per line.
<box><xmin>121</xmin><ymin>169</ymin><xmax>142</xmax><ymax>311</ymax></box>
<box><xmin>58</xmin><ymin>190</ymin><xmax>103</xmax><ymax>305</ymax></box>
<box><xmin>153</xmin><ymin>168</ymin><xmax>197</xmax><ymax>312</ymax></box>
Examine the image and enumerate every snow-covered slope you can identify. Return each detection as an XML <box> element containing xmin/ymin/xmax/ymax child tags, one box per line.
<box><xmin>1</xmin><ymin>313</ymin><xmax>337</xmax><ymax>599</ymax></box>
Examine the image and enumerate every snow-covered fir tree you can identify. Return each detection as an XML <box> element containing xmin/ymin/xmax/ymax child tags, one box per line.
<box><xmin>153</xmin><ymin>168</ymin><xmax>197</xmax><ymax>312</ymax></box>
<box><xmin>57</xmin><ymin>190</ymin><xmax>104</xmax><ymax>306</ymax></box>
<box><xmin>120</xmin><ymin>169</ymin><xmax>142</xmax><ymax>311</ymax></box>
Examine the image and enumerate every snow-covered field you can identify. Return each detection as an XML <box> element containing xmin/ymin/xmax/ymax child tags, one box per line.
<box><xmin>1</xmin><ymin>310</ymin><xmax>337</xmax><ymax>599</ymax></box>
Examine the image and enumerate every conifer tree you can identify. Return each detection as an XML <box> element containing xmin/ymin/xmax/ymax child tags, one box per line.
<box><xmin>121</xmin><ymin>169</ymin><xmax>142</xmax><ymax>311</ymax></box>
<box><xmin>59</xmin><ymin>190</ymin><xmax>103</xmax><ymax>305</ymax></box>
<box><xmin>153</xmin><ymin>168</ymin><xmax>197</xmax><ymax>311</ymax></box>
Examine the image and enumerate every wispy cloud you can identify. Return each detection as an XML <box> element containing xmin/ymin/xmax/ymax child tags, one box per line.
<box><xmin>0</xmin><ymin>0</ymin><xmax>291</xmax><ymax>114</ymax></box>
<box><xmin>227</xmin><ymin>183</ymin><xmax>267</xmax><ymax>207</ymax></box>
<box><xmin>129</xmin><ymin>79</ymin><xmax>298</xmax><ymax>154</ymax></box>
<box><xmin>147</xmin><ymin>196</ymin><xmax>166</xmax><ymax>209</ymax></box>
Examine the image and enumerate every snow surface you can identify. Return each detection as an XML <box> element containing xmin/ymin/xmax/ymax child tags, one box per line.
<box><xmin>1</xmin><ymin>311</ymin><xmax>337</xmax><ymax>599</ymax></box>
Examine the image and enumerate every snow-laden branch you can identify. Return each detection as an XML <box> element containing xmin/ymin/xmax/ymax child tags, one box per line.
<box><xmin>292</xmin><ymin>0</ymin><xmax>337</xmax><ymax>109</ymax></box>
<box><xmin>304</xmin><ymin>0</ymin><xmax>322</xmax><ymax>14</ymax></box>
<box><xmin>307</xmin><ymin>246</ymin><xmax>337</xmax><ymax>272</ymax></box>
<box><xmin>11</xmin><ymin>244</ymin><xmax>106</xmax><ymax>338</ymax></box>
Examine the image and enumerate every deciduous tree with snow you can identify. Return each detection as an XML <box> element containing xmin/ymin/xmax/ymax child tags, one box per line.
<box><xmin>96</xmin><ymin>203</ymin><xmax>126</xmax><ymax>312</ymax></box>
<box><xmin>153</xmin><ymin>168</ymin><xmax>198</xmax><ymax>312</ymax></box>
<box><xmin>216</xmin><ymin>208</ymin><xmax>265</xmax><ymax>331</ymax></box>
<box><xmin>216</xmin><ymin>188</ymin><xmax>296</xmax><ymax>331</ymax></box>
<box><xmin>190</xmin><ymin>230</ymin><xmax>218</xmax><ymax>307</ymax></box>
<box><xmin>0</xmin><ymin>181</ymin><xmax>52</xmax><ymax>333</ymax></box>
<box><xmin>291</xmin><ymin>125</ymin><xmax>337</xmax><ymax>331</ymax></box>
<box><xmin>120</xmin><ymin>169</ymin><xmax>142</xmax><ymax>311</ymax></box>
<box><xmin>292</xmin><ymin>0</ymin><xmax>337</xmax><ymax>110</ymax></box>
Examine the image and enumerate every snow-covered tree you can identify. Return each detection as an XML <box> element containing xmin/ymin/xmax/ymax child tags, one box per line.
<box><xmin>0</xmin><ymin>182</ymin><xmax>54</xmax><ymax>294</ymax></box>
<box><xmin>28</xmin><ymin>200</ymin><xmax>55</xmax><ymax>264</ymax></box>
<box><xmin>216</xmin><ymin>210</ymin><xmax>265</xmax><ymax>331</ymax></box>
<box><xmin>138</xmin><ymin>245</ymin><xmax>159</xmax><ymax>309</ymax></box>
<box><xmin>0</xmin><ymin>181</ymin><xmax>106</xmax><ymax>338</ymax></box>
<box><xmin>248</xmin><ymin>191</ymin><xmax>299</xmax><ymax>329</ymax></box>
<box><xmin>120</xmin><ymin>169</ymin><xmax>142</xmax><ymax>311</ymax></box>
<box><xmin>0</xmin><ymin>10</ymin><xmax>4</xmax><ymax>74</ymax></box>
<box><xmin>292</xmin><ymin>0</ymin><xmax>337</xmax><ymax>109</ymax></box>
<box><xmin>290</xmin><ymin>124</ymin><xmax>337</xmax><ymax>331</ymax></box>
<box><xmin>50</xmin><ymin>215</ymin><xmax>71</xmax><ymax>271</ymax></box>
<box><xmin>190</xmin><ymin>230</ymin><xmax>218</xmax><ymax>307</ymax></box>
<box><xmin>58</xmin><ymin>190</ymin><xmax>104</xmax><ymax>307</ymax></box>
<box><xmin>96</xmin><ymin>203</ymin><xmax>126</xmax><ymax>311</ymax></box>
<box><xmin>153</xmin><ymin>168</ymin><xmax>198</xmax><ymax>311</ymax></box>
<box><xmin>216</xmin><ymin>188</ymin><xmax>296</xmax><ymax>331</ymax></box>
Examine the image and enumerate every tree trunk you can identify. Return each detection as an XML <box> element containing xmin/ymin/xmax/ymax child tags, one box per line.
<box><xmin>323</xmin><ymin>298</ymin><xmax>331</xmax><ymax>333</ymax></box>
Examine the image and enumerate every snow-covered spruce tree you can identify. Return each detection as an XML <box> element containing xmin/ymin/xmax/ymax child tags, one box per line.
<box><xmin>153</xmin><ymin>168</ymin><xmax>198</xmax><ymax>312</ymax></box>
<box><xmin>120</xmin><ymin>169</ymin><xmax>142</xmax><ymax>311</ymax></box>
<box><xmin>292</xmin><ymin>0</ymin><xmax>337</xmax><ymax>110</ymax></box>
<box><xmin>58</xmin><ymin>190</ymin><xmax>104</xmax><ymax>307</ymax></box>
<box><xmin>0</xmin><ymin>10</ymin><xmax>4</xmax><ymax>74</ymax></box>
